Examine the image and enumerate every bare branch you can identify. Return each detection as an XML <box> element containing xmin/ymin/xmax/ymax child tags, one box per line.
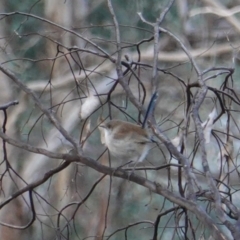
<box><xmin>0</xmin><ymin>100</ymin><xmax>19</xmax><ymax>110</ymax></box>
<box><xmin>0</xmin><ymin>65</ymin><xmax>79</xmax><ymax>151</ymax></box>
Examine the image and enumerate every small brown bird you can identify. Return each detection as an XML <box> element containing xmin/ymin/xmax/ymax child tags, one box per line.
<box><xmin>99</xmin><ymin>91</ymin><xmax>158</xmax><ymax>165</ymax></box>
<box><xmin>99</xmin><ymin>119</ymin><xmax>154</xmax><ymax>163</ymax></box>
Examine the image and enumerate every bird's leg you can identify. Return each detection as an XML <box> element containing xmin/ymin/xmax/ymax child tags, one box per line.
<box><xmin>112</xmin><ymin>161</ymin><xmax>133</xmax><ymax>177</ymax></box>
<box><xmin>127</xmin><ymin>160</ymin><xmax>140</xmax><ymax>180</ymax></box>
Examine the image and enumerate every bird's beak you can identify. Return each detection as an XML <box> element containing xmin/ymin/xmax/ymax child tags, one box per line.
<box><xmin>98</xmin><ymin>123</ymin><xmax>106</xmax><ymax>144</ymax></box>
<box><xmin>97</xmin><ymin>117</ymin><xmax>106</xmax><ymax>129</ymax></box>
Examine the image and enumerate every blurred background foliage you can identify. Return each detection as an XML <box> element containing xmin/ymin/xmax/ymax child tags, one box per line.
<box><xmin>0</xmin><ymin>0</ymin><xmax>240</xmax><ymax>239</ymax></box>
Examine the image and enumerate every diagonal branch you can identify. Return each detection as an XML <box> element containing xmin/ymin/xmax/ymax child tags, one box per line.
<box><xmin>0</xmin><ymin>65</ymin><xmax>79</xmax><ymax>151</ymax></box>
